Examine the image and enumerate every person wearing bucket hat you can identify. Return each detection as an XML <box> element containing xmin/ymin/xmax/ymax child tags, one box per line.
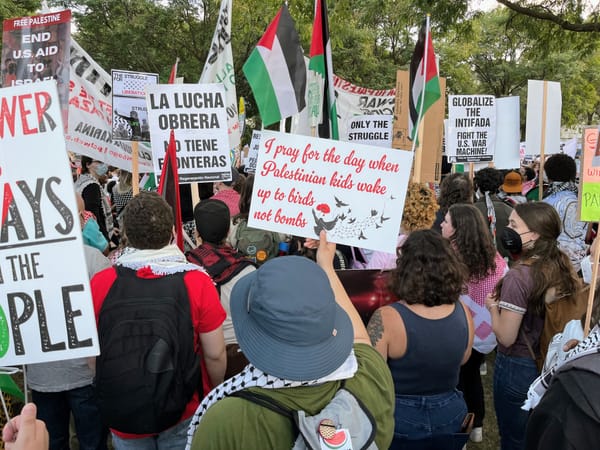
<box><xmin>187</xmin><ymin>231</ymin><xmax>394</xmax><ymax>450</ymax></box>
<box><xmin>499</xmin><ymin>171</ymin><xmax>527</xmax><ymax>206</ymax></box>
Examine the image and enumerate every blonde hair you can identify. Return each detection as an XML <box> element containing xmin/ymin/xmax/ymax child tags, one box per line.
<box><xmin>401</xmin><ymin>182</ymin><xmax>439</xmax><ymax>233</ymax></box>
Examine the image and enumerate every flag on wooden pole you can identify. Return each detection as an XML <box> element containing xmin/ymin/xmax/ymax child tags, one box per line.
<box><xmin>168</xmin><ymin>58</ymin><xmax>179</xmax><ymax>84</ymax></box>
<box><xmin>157</xmin><ymin>130</ymin><xmax>184</xmax><ymax>251</ymax></box>
<box><xmin>409</xmin><ymin>16</ymin><xmax>441</xmax><ymax>143</ymax></box>
<box><xmin>243</xmin><ymin>4</ymin><xmax>306</xmax><ymax>127</ymax></box>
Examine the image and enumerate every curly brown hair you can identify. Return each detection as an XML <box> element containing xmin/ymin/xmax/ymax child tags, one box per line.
<box><xmin>448</xmin><ymin>204</ymin><xmax>497</xmax><ymax>280</ymax></box>
<box><xmin>122</xmin><ymin>191</ymin><xmax>174</xmax><ymax>249</ymax></box>
<box><xmin>493</xmin><ymin>202</ymin><xmax>580</xmax><ymax>316</ymax></box>
<box><xmin>401</xmin><ymin>182</ymin><xmax>439</xmax><ymax>233</ymax></box>
<box><xmin>438</xmin><ymin>173</ymin><xmax>473</xmax><ymax>210</ymax></box>
<box><xmin>390</xmin><ymin>229</ymin><xmax>467</xmax><ymax>307</ymax></box>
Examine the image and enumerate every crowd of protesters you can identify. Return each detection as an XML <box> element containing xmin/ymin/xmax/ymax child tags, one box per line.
<box><xmin>4</xmin><ymin>152</ymin><xmax>600</xmax><ymax>450</ymax></box>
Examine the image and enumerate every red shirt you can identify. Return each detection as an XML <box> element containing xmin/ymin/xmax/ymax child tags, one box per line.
<box><xmin>91</xmin><ymin>266</ymin><xmax>226</xmax><ymax>438</ymax></box>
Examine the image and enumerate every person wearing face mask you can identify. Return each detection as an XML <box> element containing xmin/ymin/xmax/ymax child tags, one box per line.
<box><xmin>75</xmin><ymin>156</ymin><xmax>114</xmax><ymax>242</ymax></box>
<box><xmin>485</xmin><ymin>202</ymin><xmax>580</xmax><ymax>450</ymax></box>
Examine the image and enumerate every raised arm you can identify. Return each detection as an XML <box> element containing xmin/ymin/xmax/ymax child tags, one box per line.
<box><xmin>315</xmin><ymin>231</ymin><xmax>371</xmax><ymax>345</ymax></box>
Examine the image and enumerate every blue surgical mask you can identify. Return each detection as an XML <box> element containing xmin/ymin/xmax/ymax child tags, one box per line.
<box><xmin>94</xmin><ymin>163</ymin><xmax>109</xmax><ymax>177</ymax></box>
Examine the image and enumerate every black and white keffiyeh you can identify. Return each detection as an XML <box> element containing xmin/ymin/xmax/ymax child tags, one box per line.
<box><xmin>116</xmin><ymin>244</ymin><xmax>204</xmax><ymax>276</ymax></box>
<box><xmin>523</xmin><ymin>325</ymin><xmax>600</xmax><ymax>410</ymax></box>
<box><xmin>185</xmin><ymin>350</ymin><xmax>358</xmax><ymax>450</ymax></box>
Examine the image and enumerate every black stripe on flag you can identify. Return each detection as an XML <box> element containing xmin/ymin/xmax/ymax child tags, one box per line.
<box><xmin>276</xmin><ymin>4</ymin><xmax>306</xmax><ymax>112</ymax></box>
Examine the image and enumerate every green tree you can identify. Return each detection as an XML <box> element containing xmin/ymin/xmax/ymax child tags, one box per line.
<box><xmin>0</xmin><ymin>0</ymin><xmax>41</xmax><ymax>26</ymax></box>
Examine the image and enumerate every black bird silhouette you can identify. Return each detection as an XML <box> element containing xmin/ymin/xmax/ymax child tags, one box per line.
<box><xmin>375</xmin><ymin>224</ymin><xmax>382</xmax><ymax>229</ymax></box>
<box><xmin>358</xmin><ymin>230</ymin><xmax>367</xmax><ymax>240</ymax></box>
<box><xmin>334</xmin><ymin>196</ymin><xmax>349</xmax><ymax>207</ymax></box>
<box><xmin>348</xmin><ymin>218</ymin><xmax>356</xmax><ymax>224</ymax></box>
<box><xmin>312</xmin><ymin>209</ymin><xmax>338</xmax><ymax>235</ymax></box>
<box><xmin>371</xmin><ymin>209</ymin><xmax>378</xmax><ymax>216</ymax></box>
<box><xmin>347</xmin><ymin>208</ymin><xmax>352</xmax><ymax>214</ymax></box>
<box><xmin>380</xmin><ymin>215</ymin><xmax>390</xmax><ymax>223</ymax></box>
<box><xmin>339</xmin><ymin>213</ymin><xmax>347</xmax><ymax>221</ymax></box>
<box><xmin>390</xmin><ymin>194</ymin><xmax>396</xmax><ymax>200</ymax></box>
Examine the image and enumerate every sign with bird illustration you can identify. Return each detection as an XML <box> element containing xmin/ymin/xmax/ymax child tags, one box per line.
<box><xmin>249</xmin><ymin>130</ymin><xmax>413</xmax><ymax>253</ymax></box>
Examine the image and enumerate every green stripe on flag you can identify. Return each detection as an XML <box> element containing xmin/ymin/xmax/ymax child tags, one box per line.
<box><xmin>309</xmin><ymin>54</ymin><xmax>325</xmax><ymax>75</ymax></box>
<box><xmin>243</xmin><ymin>49</ymin><xmax>282</xmax><ymax>126</ymax></box>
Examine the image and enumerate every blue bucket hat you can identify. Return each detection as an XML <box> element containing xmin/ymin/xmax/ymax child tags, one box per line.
<box><xmin>230</xmin><ymin>256</ymin><xmax>353</xmax><ymax>381</ymax></box>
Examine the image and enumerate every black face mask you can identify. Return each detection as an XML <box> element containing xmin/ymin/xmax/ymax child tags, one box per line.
<box><xmin>501</xmin><ymin>227</ymin><xmax>523</xmax><ymax>254</ymax></box>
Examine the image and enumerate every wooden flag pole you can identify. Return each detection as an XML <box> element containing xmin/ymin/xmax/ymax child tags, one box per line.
<box><xmin>584</xmin><ymin>238</ymin><xmax>600</xmax><ymax>336</ymax></box>
<box><xmin>412</xmin><ymin>120</ymin><xmax>425</xmax><ymax>183</ymax></box>
<box><xmin>469</xmin><ymin>162</ymin><xmax>475</xmax><ymax>180</ymax></box>
<box><xmin>538</xmin><ymin>80</ymin><xmax>549</xmax><ymax>201</ymax></box>
<box><xmin>132</xmin><ymin>141</ymin><xmax>140</xmax><ymax>195</ymax></box>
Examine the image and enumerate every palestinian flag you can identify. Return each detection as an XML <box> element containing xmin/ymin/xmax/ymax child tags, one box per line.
<box><xmin>409</xmin><ymin>16</ymin><xmax>440</xmax><ymax>142</ymax></box>
<box><xmin>243</xmin><ymin>4</ymin><xmax>306</xmax><ymax>127</ymax></box>
<box><xmin>157</xmin><ymin>130</ymin><xmax>184</xmax><ymax>251</ymax></box>
<box><xmin>309</xmin><ymin>0</ymin><xmax>338</xmax><ymax>139</ymax></box>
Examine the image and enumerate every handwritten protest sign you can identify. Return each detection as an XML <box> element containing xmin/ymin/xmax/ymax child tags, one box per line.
<box><xmin>0</xmin><ymin>81</ymin><xmax>99</xmax><ymax>366</ymax></box>
<box><xmin>67</xmin><ymin>39</ymin><xmax>154</xmax><ymax>172</ymax></box>
<box><xmin>146</xmin><ymin>83</ymin><xmax>231</xmax><ymax>184</ymax></box>
<box><xmin>2</xmin><ymin>10</ymin><xmax>71</xmax><ymax>131</ymax></box>
<box><xmin>346</xmin><ymin>114</ymin><xmax>393</xmax><ymax>148</ymax></box>
<box><xmin>249</xmin><ymin>131</ymin><xmax>414</xmax><ymax>253</ymax></box>
<box><xmin>447</xmin><ymin>95</ymin><xmax>496</xmax><ymax>163</ymax></box>
<box><xmin>579</xmin><ymin>127</ymin><xmax>600</xmax><ymax>221</ymax></box>
<box><xmin>112</xmin><ymin>69</ymin><xmax>158</xmax><ymax>142</ymax></box>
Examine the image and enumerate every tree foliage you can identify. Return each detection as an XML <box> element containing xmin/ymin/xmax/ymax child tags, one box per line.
<box><xmin>0</xmin><ymin>0</ymin><xmax>41</xmax><ymax>26</ymax></box>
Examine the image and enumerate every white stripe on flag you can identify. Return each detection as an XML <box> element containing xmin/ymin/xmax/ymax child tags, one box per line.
<box><xmin>258</xmin><ymin>39</ymin><xmax>298</xmax><ymax>118</ymax></box>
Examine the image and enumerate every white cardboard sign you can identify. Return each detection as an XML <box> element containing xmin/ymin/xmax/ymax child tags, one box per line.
<box><xmin>0</xmin><ymin>81</ymin><xmax>99</xmax><ymax>365</ymax></box>
<box><xmin>525</xmin><ymin>80</ymin><xmax>562</xmax><ymax>155</ymax></box>
<box><xmin>146</xmin><ymin>83</ymin><xmax>231</xmax><ymax>184</ymax></box>
<box><xmin>250</xmin><ymin>131</ymin><xmax>414</xmax><ymax>253</ymax></box>
<box><xmin>346</xmin><ymin>114</ymin><xmax>393</xmax><ymax>148</ymax></box>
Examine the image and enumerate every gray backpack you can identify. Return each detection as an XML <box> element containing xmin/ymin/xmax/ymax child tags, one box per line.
<box><xmin>232</xmin><ymin>385</ymin><xmax>377</xmax><ymax>450</ymax></box>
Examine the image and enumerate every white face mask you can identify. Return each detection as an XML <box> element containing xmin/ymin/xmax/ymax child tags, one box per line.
<box><xmin>581</xmin><ymin>255</ymin><xmax>593</xmax><ymax>284</ymax></box>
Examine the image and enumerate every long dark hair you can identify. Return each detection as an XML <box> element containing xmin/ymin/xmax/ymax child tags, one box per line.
<box><xmin>233</xmin><ymin>173</ymin><xmax>254</xmax><ymax>224</ymax></box>
<box><xmin>448</xmin><ymin>204</ymin><xmax>497</xmax><ymax>280</ymax></box>
<box><xmin>493</xmin><ymin>202</ymin><xmax>579</xmax><ymax>315</ymax></box>
<box><xmin>390</xmin><ymin>229</ymin><xmax>467</xmax><ymax>307</ymax></box>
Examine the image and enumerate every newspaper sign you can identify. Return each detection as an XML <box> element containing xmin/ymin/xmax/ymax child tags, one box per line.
<box><xmin>447</xmin><ymin>95</ymin><xmax>496</xmax><ymax>162</ymax></box>
<box><xmin>250</xmin><ymin>131</ymin><xmax>414</xmax><ymax>253</ymax></box>
<box><xmin>67</xmin><ymin>40</ymin><xmax>154</xmax><ymax>172</ymax></box>
<box><xmin>246</xmin><ymin>130</ymin><xmax>261</xmax><ymax>173</ymax></box>
<box><xmin>146</xmin><ymin>83</ymin><xmax>230</xmax><ymax>183</ymax></box>
<box><xmin>112</xmin><ymin>70</ymin><xmax>158</xmax><ymax>142</ymax></box>
<box><xmin>0</xmin><ymin>81</ymin><xmax>99</xmax><ymax>365</ymax></box>
<box><xmin>346</xmin><ymin>114</ymin><xmax>393</xmax><ymax>148</ymax></box>
<box><xmin>2</xmin><ymin>10</ymin><xmax>71</xmax><ymax>131</ymax></box>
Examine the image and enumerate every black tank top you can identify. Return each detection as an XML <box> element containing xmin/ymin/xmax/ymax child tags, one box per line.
<box><xmin>387</xmin><ymin>302</ymin><xmax>469</xmax><ymax>395</ymax></box>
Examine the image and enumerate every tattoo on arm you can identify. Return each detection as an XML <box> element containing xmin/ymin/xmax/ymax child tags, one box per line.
<box><xmin>367</xmin><ymin>310</ymin><xmax>384</xmax><ymax>347</ymax></box>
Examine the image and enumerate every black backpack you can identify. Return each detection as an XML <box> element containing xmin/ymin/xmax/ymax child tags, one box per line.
<box><xmin>94</xmin><ymin>266</ymin><xmax>201</xmax><ymax>434</ymax></box>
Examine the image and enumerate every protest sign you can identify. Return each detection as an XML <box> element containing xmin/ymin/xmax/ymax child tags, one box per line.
<box><xmin>249</xmin><ymin>131</ymin><xmax>414</xmax><ymax>253</ymax></box>
<box><xmin>112</xmin><ymin>70</ymin><xmax>158</xmax><ymax>142</ymax></box>
<box><xmin>526</xmin><ymin>80</ymin><xmax>562</xmax><ymax>155</ymax></box>
<box><xmin>199</xmin><ymin>0</ymin><xmax>241</xmax><ymax>157</ymax></box>
<box><xmin>346</xmin><ymin>114</ymin><xmax>393</xmax><ymax>148</ymax></box>
<box><xmin>2</xmin><ymin>10</ymin><xmax>71</xmax><ymax>131</ymax></box>
<box><xmin>291</xmin><ymin>73</ymin><xmax>395</xmax><ymax>141</ymax></box>
<box><xmin>67</xmin><ymin>40</ymin><xmax>154</xmax><ymax>172</ymax></box>
<box><xmin>493</xmin><ymin>96</ymin><xmax>520</xmax><ymax>169</ymax></box>
<box><xmin>0</xmin><ymin>81</ymin><xmax>99</xmax><ymax>366</ymax></box>
<box><xmin>447</xmin><ymin>95</ymin><xmax>496</xmax><ymax>163</ymax></box>
<box><xmin>579</xmin><ymin>127</ymin><xmax>600</xmax><ymax>221</ymax></box>
<box><xmin>146</xmin><ymin>83</ymin><xmax>230</xmax><ymax>184</ymax></box>
<box><xmin>246</xmin><ymin>130</ymin><xmax>261</xmax><ymax>173</ymax></box>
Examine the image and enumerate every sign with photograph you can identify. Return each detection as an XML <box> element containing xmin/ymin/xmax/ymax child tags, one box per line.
<box><xmin>112</xmin><ymin>69</ymin><xmax>158</xmax><ymax>142</ymax></box>
<box><xmin>2</xmin><ymin>10</ymin><xmax>71</xmax><ymax>131</ymax></box>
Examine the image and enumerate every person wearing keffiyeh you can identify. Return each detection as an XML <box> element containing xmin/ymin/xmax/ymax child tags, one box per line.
<box><xmin>542</xmin><ymin>154</ymin><xmax>588</xmax><ymax>273</ymax></box>
<box><xmin>473</xmin><ymin>167</ymin><xmax>514</xmax><ymax>259</ymax></box>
